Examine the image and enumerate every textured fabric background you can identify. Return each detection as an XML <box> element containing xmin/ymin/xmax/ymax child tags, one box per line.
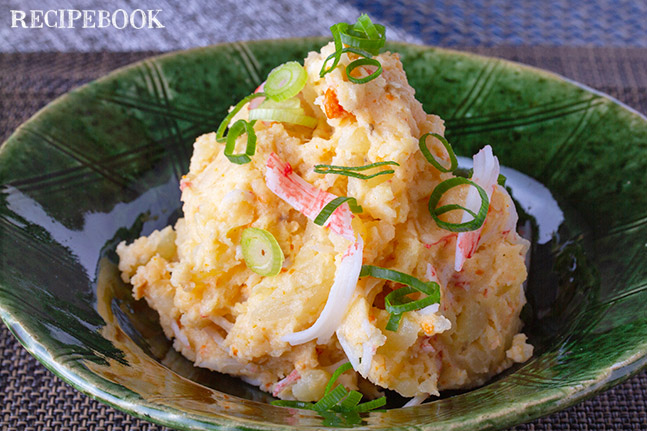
<box><xmin>2</xmin><ymin>0</ymin><xmax>647</xmax><ymax>51</ymax></box>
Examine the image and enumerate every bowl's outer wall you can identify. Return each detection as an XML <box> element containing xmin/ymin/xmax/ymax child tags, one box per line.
<box><xmin>1</xmin><ymin>38</ymin><xmax>647</xmax><ymax>430</ymax></box>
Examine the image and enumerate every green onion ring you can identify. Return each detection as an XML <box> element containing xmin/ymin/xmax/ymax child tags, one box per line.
<box><xmin>346</xmin><ymin>58</ymin><xmax>382</xmax><ymax>84</ymax></box>
<box><xmin>320</xmin><ymin>23</ymin><xmax>345</xmax><ymax>77</ymax></box>
<box><xmin>264</xmin><ymin>61</ymin><xmax>308</xmax><ymax>102</ymax></box>
<box><xmin>385</xmin><ymin>286</ymin><xmax>438</xmax><ymax>315</ymax></box>
<box><xmin>419</xmin><ymin>133</ymin><xmax>458</xmax><ymax>173</ymax></box>
<box><xmin>216</xmin><ymin>93</ymin><xmax>266</xmax><ymax>143</ymax></box>
<box><xmin>240</xmin><ymin>227</ymin><xmax>284</xmax><ymax>276</ymax></box>
<box><xmin>321</xmin><ymin>46</ymin><xmax>373</xmax><ymax>74</ymax></box>
<box><xmin>428</xmin><ymin>177</ymin><xmax>489</xmax><ymax>232</ymax></box>
<box><xmin>314</xmin><ymin>161</ymin><xmax>399</xmax><ymax>180</ymax></box>
<box><xmin>223</xmin><ymin>119</ymin><xmax>257</xmax><ymax>164</ymax></box>
<box><xmin>359</xmin><ymin>265</ymin><xmax>437</xmax><ymax>293</ymax></box>
<box><xmin>320</xmin><ymin>14</ymin><xmax>386</xmax><ymax>78</ymax></box>
<box><xmin>354</xmin><ymin>13</ymin><xmax>381</xmax><ymax>40</ymax></box>
<box><xmin>339</xmin><ymin>26</ymin><xmax>385</xmax><ymax>57</ymax></box>
<box><xmin>314</xmin><ymin>196</ymin><xmax>363</xmax><ymax>226</ymax></box>
<box><xmin>339</xmin><ymin>15</ymin><xmax>386</xmax><ymax>56</ymax></box>
<box><xmin>360</xmin><ymin>265</ymin><xmax>440</xmax><ymax>331</ymax></box>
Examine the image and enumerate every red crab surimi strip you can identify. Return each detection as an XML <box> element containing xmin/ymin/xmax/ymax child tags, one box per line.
<box><xmin>417</xmin><ymin>263</ymin><xmax>441</xmax><ymax>315</ymax></box>
<box><xmin>249</xmin><ymin>82</ymin><xmax>266</xmax><ymax>110</ymax></box>
<box><xmin>265</xmin><ymin>152</ymin><xmax>355</xmax><ymax>241</ymax></box>
<box><xmin>265</xmin><ymin>152</ymin><xmax>364</xmax><ymax>345</ymax></box>
<box><xmin>179</xmin><ymin>177</ymin><xmax>191</xmax><ymax>191</ymax></box>
<box><xmin>425</xmin><ymin>263</ymin><xmax>440</xmax><ymax>283</ymax></box>
<box><xmin>272</xmin><ymin>369</ymin><xmax>301</xmax><ymax>396</ymax></box>
<box><xmin>454</xmin><ymin>145</ymin><xmax>500</xmax><ymax>272</ymax></box>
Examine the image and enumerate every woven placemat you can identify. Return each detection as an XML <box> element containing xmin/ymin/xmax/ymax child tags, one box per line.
<box><xmin>1</xmin><ymin>47</ymin><xmax>647</xmax><ymax>430</ymax></box>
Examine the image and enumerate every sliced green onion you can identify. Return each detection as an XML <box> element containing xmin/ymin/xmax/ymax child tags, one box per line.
<box><xmin>249</xmin><ymin>109</ymin><xmax>317</xmax><ymax>128</ymax></box>
<box><xmin>385</xmin><ymin>286</ymin><xmax>438</xmax><ymax>314</ymax></box>
<box><xmin>354</xmin><ymin>396</ymin><xmax>387</xmax><ymax>412</ymax></box>
<box><xmin>314</xmin><ymin>161</ymin><xmax>399</xmax><ymax>180</ymax></box>
<box><xmin>340</xmin><ymin>390</ymin><xmax>362</xmax><ymax>410</ymax></box>
<box><xmin>321</xmin><ymin>47</ymin><xmax>373</xmax><ymax>75</ymax></box>
<box><xmin>260</xmin><ymin>97</ymin><xmax>301</xmax><ymax>110</ymax></box>
<box><xmin>241</xmin><ymin>227</ymin><xmax>284</xmax><ymax>276</ymax></box>
<box><xmin>320</xmin><ymin>23</ymin><xmax>345</xmax><ymax>77</ymax></box>
<box><xmin>359</xmin><ymin>265</ymin><xmax>436</xmax><ymax>293</ymax></box>
<box><xmin>360</xmin><ymin>265</ymin><xmax>440</xmax><ymax>331</ymax></box>
<box><xmin>249</xmin><ymin>97</ymin><xmax>317</xmax><ymax>128</ymax></box>
<box><xmin>323</xmin><ymin>362</ymin><xmax>353</xmax><ymax>395</ymax></box>
<box><xmin>419</xmin><ymin>133</ymin><xmax>458</xmax><ymax>173</ymax></box>
<box><xmin>354</xmin><ymin>14</ymin><xmax>381</xmax><ymax>41</ymax></box>
<box><xmin>224</xmin><ymin>119</ymin><xmax>256</xmax><ymax>164</ymax></box>
<box><xmin>264</xmin><ymin>61</ymin><xmax>308</xmax><ymax>102</ymax></box>
<box><xmin>385</xmin><ymin>313</ymin><xmax>403</xmax><ymax>332</ymax></box>
<box><xmin>340</xmin><ymin>15</ymin><xmax>386</xmax><ymax>56</ymax></box>
<box><xmin>314</xmin><ymin>384</ymin><xmax>348</xmax><ymax>411</ymax></box>
<box><xmin>320</xmin><ymin>14</ymin><xmax>386</xmax><ymax>80</ymax></box>
<box><xmin>216</xmin><ymin>93</ymin><xmax>266</xmax><ymax>143</ymax></box>
<box><xmin>428</xmin><ymin>177</ymin><xmax>489</xmax><ymax>232</ymax></box>
<box><xmin>314</xmin><ymin>196</ymin><xmax>363</xmax><ymax>226</ymax></box>
<box><xmin>346</xmin><ymin>58</ymin><xmax>383</xmax><ymax>84</ymax></box>
<box><xmin>270</xmin><ymin>362</ymin><xmax>385</xmax><ymax>415</ymax></box>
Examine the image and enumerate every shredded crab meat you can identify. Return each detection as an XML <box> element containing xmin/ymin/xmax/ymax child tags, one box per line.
<box><xmin>283</xmin><ymin>237</ymin><xmax>363</xmax><ymax>345</ymax></box>
<box><xmin>455</xmin><ymin>145</ymin><xmax>500</xmax><ymax>272</ymax></box>
<box><xmin>265</xmin><ymin>153</ymin><xmax>363</xmax><ymax>345</ymax></box>
<box><xmin>171</xmin><ymin>320</ymin><xmax>190</xmax><ymax>348</ymax></box>
<box><xmin>265</xmin><ymin>152</ymin><xmax>354</xmax><ymax>241</ymax></box>
<box><xmin>359</xmin><ymin>319</ymin><xmax>379</xmax><ymax>376</ymax></box>
<box><xmin>403</xmin><ymin>394</ymin><xmax>429</xmax><ymax>407</ymax></box>
<box><xmin>272</xmin><ymin>369</ymin><xmax>301</xmax><ymax>396</ymax></box>
<box><xmin>418</xmin><ymin>263</ymin><xmax>441</xmax><ymax>315</ymax></box>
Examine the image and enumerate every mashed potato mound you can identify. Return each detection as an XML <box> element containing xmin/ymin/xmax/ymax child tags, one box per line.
<box><xmin>117</xmin><ymin>42</ymin><xmax>533</xmax><ymax>402</ymax></box>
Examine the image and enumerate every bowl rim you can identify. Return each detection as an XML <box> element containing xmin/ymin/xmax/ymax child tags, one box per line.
<box><xmin>1</xmin><ymin>37</ymin><xmax>647</xmax><ymax>431</ymax></box>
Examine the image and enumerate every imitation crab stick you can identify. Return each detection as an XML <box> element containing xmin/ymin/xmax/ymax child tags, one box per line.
<box><xmin>264</xmin><ymin>152</ymin><xmax>363</xmax><ymax>345</ymax></box>
<box><xmin>455</xmin><ymin>145</ymin><xmax>500</xmax><ymax>272</ymax></box>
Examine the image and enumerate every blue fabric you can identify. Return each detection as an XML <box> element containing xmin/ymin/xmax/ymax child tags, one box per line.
<box><xmin>2</xmin><ymin>0</ymin><xmax>647</xmax><ymax>51</ymax></box>
<box><xmin>350</xmin><ymin>0</ymin><xmax>647</xmax><ymax>46</ymax></box>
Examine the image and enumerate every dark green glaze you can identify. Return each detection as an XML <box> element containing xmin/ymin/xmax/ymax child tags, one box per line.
<box><xmin>1</xmin><ymin>38</ymin><xmax>647</xmax><ymax>430</ymax></box>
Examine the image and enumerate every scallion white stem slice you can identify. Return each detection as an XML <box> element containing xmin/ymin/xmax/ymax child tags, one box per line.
<box><xmin>264</xmin><ymin>61</ymin><xmax>308</xmax><ymax>102</ymax></box>
<box><xmin>249</xmin><ymin>97</ymin><xmax>317</xmax><ymax>128</ymax></box>
<box><xmin>241</xmin><ymin>228</ymin><xmax>284</xmax><ymax>276</ymax></box>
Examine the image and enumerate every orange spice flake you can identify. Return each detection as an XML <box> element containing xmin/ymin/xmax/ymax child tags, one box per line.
<box><xmin>324</xmin><ymin>88</ymin><xmax>351</xmax><ymax>119</ymax></box>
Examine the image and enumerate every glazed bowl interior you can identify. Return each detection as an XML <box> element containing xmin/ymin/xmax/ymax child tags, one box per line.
<box><xmin>1</xmin><ymin>38</ymin><xmax>647</xmax><ymax>430</ymax></box>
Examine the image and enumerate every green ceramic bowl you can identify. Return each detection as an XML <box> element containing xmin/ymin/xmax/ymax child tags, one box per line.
<box><xmin>1</xmin><ymin>38</ymin><xmax>647</xmax><ymax>430</ymax></box>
